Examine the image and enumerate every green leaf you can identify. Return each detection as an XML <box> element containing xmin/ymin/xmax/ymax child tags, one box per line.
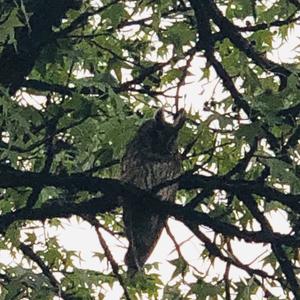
<box><xmin>24</xmin><ymin>233</ymin><xmax>37</xmax><ymax>246</ymax></box>
<box><xmin>161</xmin><ymin>69</ymin><xmax>182</xmax><ymax>85</ymax></box>
<box><xmin>5</xmin><ymin>224</ymin><xmax>20</xmax><ymax>247</ymax></box>
<box><xmin>169</xmin><ymin>257</ymin><xmax>188</xmax><ymax>280</ymax></box>
<box><xmin>164</xmin><ymin>22</ymin><xmax>195</xmax><ymax>52</ymax></box>
<box><xmin>264</xmin><ymin>159</ymin><xmax>300</xmax><ymax>193</ymax></box>
<box><xmin>235</xmin><ymin>122</ymin><xmax>263</xmax><ymax>143</ymax></box>
<box><xmin>190</xmin><ymin>279</ymin><xmax>223</xmax><ymax>298</ymax></box>
<box><xmin>0</xmin><ymin>8</ymin><xmax>24</xmax><ymax>46</ymax></box>
<box><xmin>101</xmin><ymin>3</ymin><xmax>128</xmax><ymax>28</ymax></box>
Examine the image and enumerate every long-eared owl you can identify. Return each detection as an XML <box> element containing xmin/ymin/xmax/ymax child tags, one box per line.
<box><xmin>121</xmin><ymin>108</ymin><xmax>186</xmax><ymax>275</ymax></box>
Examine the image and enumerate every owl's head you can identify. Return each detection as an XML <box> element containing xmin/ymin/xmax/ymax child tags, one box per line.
<box><xmin>147</xmin><ymin>108</ymin><xmax>186</xmax><ymax>154</ymax></box>
<box><xmin>125</xmin><ymin>108</ymin><xmax>186</xmax><ymax>158</ymax></box>
<box><xmin>154</xmin><ymin>108</ymin><xmax>186</xmax><ymax>131</ymax></box>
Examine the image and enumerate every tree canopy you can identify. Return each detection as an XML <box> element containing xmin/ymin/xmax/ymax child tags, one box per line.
<box><xmin>0</xmin><ymin>0</ymin><xmax>300</xmax><ymax>299</ymax></box>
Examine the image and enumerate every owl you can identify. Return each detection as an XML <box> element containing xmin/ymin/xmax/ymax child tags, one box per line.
<box><xmin>121</xmin><ymin>108</ymin><xmax>186</xmax><ymax>275</ymax></box>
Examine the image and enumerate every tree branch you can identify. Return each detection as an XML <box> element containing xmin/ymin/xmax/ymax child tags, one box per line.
<box><xmin>84</xmin><ymin>216</ymin><xmax>131</xmax><ymax>300</ymax></box>
<box><xmin>202</xmin><ymin>0</ymin><xmax>291</xmax><ymax>90</ymax></box>
<box><xmin>0</xmin><ymin>0</ymin><xmax>82</xmax><ymax>94</ymax></box>
<box><xmin>0</xmin><ymin>177</ymin><xmax>298</xmax><ymax>250</ymax></box>
<box><xmin>237</xmin><ymin>193</ymin><xmax>300</xmax><ymax>298</ymax></box>
<box><xmin>18</xmin><ymin>242</ymin><xmax>73</xmax><ymax>299</ymax></box>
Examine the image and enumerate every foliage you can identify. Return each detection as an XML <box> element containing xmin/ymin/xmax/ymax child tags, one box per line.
<box><xmin>0</xmin><ymin>0</ymin><xmax>300</xmax><ymax>299</ymax></box>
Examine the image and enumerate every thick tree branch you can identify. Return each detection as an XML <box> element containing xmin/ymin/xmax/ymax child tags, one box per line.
<box><xmin>190</xmin><ymin>0</ymin><xmax>254</xmax><ymax>118</ymax></box>
<box><xmin>202</xmin><ymin>0</ymin><xmax>291</xmax><ymax>90</ymax></box>
<box><xmin>0</xmin><ymin>0</ymin><xmax>82</xmax><ymax>94</ymax></box>
<box><xmin>179</xmin><ymin>173</ymin><xmax>300</xmax><ymax>212</ymax></box>
<box><xmin>0</xmin><ymin>166</ymin><xmax>299</xmax><ymax>215</ymax></box>
<box><xmin>189</xmin><ymin>0</ymin><xmax>290</xmax><ymax>159</ymax></box>
<box><xmin>0</xmin><ymin>175</ymin><xmax>299</xmax><ymax>250</ymax></box>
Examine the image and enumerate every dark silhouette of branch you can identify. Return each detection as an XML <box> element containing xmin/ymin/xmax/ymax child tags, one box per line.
<box><xmin>22</xmin><ymin>44</ymin><xmax>198</xmax><ymax>100</ymax></box>
<box><xmin>224</xmin><ymin>262</ymin><xmax>231</xmax><ymax>300</ymax></box>
<box><xmin>84</xmin><ymin>216</ymin><xmax>132</xmax><ymax>300</ymax></box>
<box><xmin>179</xmin><ymin>173</ymin><xmax>300</xmax><ymax>212</ymax></box>
<box><xmin>288</xmin><ymin>0</ymin><xmax>300</xmax><ymax>9</ymax></box>
<box><xmin>0</xmin><ymin>174</ymin><xmax>299</xmax><ymax>251</ymax></box>
<box><xmin>27</xmin><ymin>101</ymin><xmax>58</xmax><ymax>208</ymax></box>
<box><xmin>189</xmin><ymin>0</ymin><xmax>291</xmax><ymax>164</ymax></box>
<box><xmin>18</xmin><ymin>242</ymin><xmax>74</xmax><ymax>299</ymax></box>
<box><xmin>238</xmin><ymin>12</ymin><xmax>300</xmax><ymax>32</ymax></box>
<box><xmin>201</xmin><ymin>0</ymin><xmax>291</xmax><ymax>90</ymax></box>
<box><xmin>237</xmin><ymin>193</ymin><xmax>300</xmax><ymax>298</ymax></box>
<box><xmin>22</xmin><ymin>79</ymin><xmax>107</xmax><ymax>97</ymax></box>
<box><xmin>0</xmin><ymin>166</ymin><xmax>299</xmax><ymax>217</ymax></box>
<box><xmin>186</xmin><ymin>223</ymin><xmax>273</xmax><ymax>279</ymax></box>
<box><xmin>225</xmin><ymin>138</ymin><xmax>258</xmax><ymax>178</ymax></box>
<box><xmin>0</xmin><ymin>0</ymin><xmax>82</xmax><ymax>94</ymax></box>
<box><xmin>55</xmin><ymin>0</ymin><xmax>120</xmax><ymax>38</ymax></box>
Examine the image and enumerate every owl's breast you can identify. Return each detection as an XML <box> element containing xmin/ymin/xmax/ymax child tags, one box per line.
<box><xmin>121</xmin><ymin>151</ymin><xmax>181</xmax><ymax>201</ymax></box>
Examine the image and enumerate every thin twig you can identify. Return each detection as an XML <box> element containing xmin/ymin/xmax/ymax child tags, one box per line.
<box><xmin>84</xmin><ymin>216</ymin><xmax>132</xmax><ymax>300</ymax></box>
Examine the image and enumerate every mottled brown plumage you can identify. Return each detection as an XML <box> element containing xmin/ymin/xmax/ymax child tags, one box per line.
<box><xmin>121</xmin><ymin>108</ymin><xmax>185</xmax><ymax>275</ymax></box>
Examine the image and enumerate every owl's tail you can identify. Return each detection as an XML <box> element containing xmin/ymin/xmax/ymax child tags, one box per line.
<box><xmin>124</xmin><ymin>210</ymin><xmax>165</xmax><ymax>277</ymax></box>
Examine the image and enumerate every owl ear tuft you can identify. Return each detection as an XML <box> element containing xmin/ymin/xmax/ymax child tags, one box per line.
<box><xmin>154</xmin><ymin>108</ymin><xmax>165</xmax><ymax>125</ymax></box>
<box><xmin>173</xmin><ymin>108</ymin><xmax>186</xmax><ymax>130</ymax></box>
